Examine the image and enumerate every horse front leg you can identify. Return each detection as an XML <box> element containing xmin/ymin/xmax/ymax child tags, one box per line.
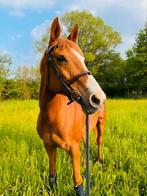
<box><xmin>44</xmin><ymin>144</ymin><xmax>57</xmax><ymax>191</ymax></box>
<box><xmin>69</xmin><ymin>142</ymin><xmax>84</xmax><ymax>196</ymax></box>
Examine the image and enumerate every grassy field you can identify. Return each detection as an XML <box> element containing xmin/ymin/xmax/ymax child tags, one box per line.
<box><xmin>0</xmin><ymin>99</ymin><xmax>147</xmax><ymax>196</ymax></box>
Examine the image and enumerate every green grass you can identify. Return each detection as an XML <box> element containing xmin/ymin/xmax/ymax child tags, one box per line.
<box><xmin>0</xmin><ymin>99</ymin><xmax>147</xmax><ymax>196</ymax></box>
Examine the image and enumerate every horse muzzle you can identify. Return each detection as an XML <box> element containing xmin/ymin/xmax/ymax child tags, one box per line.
<box><xmin>78</xmin><ymin>92</ymin><xmax>106</xmax><ymax>114</ymax></box>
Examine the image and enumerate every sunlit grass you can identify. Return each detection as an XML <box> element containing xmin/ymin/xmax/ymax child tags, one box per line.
<box><xmin>0</xmin><ymin>99</ymin><xmax>147</xmax><ymax>195</ymax></box>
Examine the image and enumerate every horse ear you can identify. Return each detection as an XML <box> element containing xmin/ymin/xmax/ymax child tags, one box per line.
<box><xmin>67</xmin><ymin>24</ymin><xmax>79</xmax><ymax>43</ymax></box>
<box><xmin>49</xmin><ymin>17</ymin><xmax>61</xmax><ymax>45</ymax></box>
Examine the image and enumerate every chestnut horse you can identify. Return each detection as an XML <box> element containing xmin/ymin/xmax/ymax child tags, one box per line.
<box><xmin>37</xmin><ymin>17</ymin><xmax>106</xmax><ymax>196</ymax></box>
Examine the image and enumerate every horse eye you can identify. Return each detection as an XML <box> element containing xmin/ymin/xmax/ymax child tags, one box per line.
<box><xmin>57</xmin><ymin>55</ymin><xmax>66</xmax><ymax>62</ymax></box>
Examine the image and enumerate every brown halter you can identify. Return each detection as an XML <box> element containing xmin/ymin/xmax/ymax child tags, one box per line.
<box><xmin>45</xmin><ymin>44</ymin><xmax>91</xmax><ymax>105</ymax></box>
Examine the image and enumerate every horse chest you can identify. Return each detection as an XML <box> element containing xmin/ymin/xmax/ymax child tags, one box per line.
<box><xmin>46</xmin><ymin>100</ymin><xmax>85</xmax><ymax>142</ymax></box>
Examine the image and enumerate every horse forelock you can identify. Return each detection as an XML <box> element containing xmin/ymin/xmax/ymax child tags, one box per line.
<box><xmin>54</xmin><ymin>38</ymin><xmax>83</xmax><ymax>56</ymax></box>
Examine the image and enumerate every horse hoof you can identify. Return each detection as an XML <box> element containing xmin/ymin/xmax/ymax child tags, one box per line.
<box><xmin>74</xmin><ymin>184</ymin><xmax>85</xmax><ymax>196</ymax></box>
<box><xmin>49</xmin><ymin>175</ymin><xmax>57</xmax><ymax>191</ymax></box>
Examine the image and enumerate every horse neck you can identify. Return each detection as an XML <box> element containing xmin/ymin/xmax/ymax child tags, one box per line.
<box><xmin>39</xmin><ymin>71</ymin><xmax>54</xmax><ymax>109</ymax></box>
<box><xmin>39</xmin><ymin>57</ymin><xmax>69</xmax><ymax>112</ymax></box>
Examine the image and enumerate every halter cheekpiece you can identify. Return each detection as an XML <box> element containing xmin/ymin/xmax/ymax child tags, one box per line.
<box><xmin>45</xmin><ymin>44</ymin><xmax>91</xmax><ymax>105</ymax></box>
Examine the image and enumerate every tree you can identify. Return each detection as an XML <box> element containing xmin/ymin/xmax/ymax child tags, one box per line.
<box><xmin>15</xmin><ymin>65</ymin><xmax>40</xmax><ymax>99</ymax></box>
<box><xmin>125</xmin><ymin>24</ymin><xmax>147</xmax><ymax>96</ymax></box>
<box><xmin>61</xmin><ymin>11</ymin><xmax>121</xmax><ymax>68</ymax></box>
<box><xmin>0</xmin><ymin>51</ymin><xmax>12</xmax><ymax>79</ymax></box>
<box><xmin>0</xmin><ymin>51</ymin><xmax>12</xmax><ymax>99</ymax></box>
<box><xmin>97</xmin><ymin>51</ymin><xmax>125</xmax><ymax>96</ymax></box>
<box><xmin>16</xmin><ymin>65</ymin><xmax>40</xmax><ymax>82</ymax></box>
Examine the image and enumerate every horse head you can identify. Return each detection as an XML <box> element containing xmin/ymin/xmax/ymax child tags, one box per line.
<box><xmin>40</xmin><ymin>17</ymin><xmax>106</xmax><ymax>114</ymax></box>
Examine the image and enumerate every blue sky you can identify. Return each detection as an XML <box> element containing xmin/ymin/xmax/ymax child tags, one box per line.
<box><xmin>0</xmin><ymin>0</ymin><xmax>146</xmax><ymax>71</ymax></box>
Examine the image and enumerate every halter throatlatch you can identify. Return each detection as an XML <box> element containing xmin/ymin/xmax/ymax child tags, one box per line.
<box><xmin>45</xmin><ymin>44</ymin><xmax>91</xmax><ymax>105</ymax></box>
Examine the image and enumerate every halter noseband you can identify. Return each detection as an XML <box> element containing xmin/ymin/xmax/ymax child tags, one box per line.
<box><xmin>45</xmin><ymin>44</ymin><xmax>91</xmax><ymax>105</ymax></box>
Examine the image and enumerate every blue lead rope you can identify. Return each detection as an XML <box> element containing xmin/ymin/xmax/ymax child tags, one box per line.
<box><xmin>86</xmin><ymin>113</ymin><xmax>90</xmax><ymax>196</ymax></box>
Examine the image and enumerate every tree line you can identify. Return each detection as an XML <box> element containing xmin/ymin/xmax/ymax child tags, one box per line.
<box><xmin>0</xmin><ymin>11</ymin><xmax>146</xmax><ymax>100</ymax></box>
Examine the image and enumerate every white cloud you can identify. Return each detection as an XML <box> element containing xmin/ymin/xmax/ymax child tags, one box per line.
<box><xmin>31</xmin><ymin>20</ymin><xmax>51</xmax><ymax>41</ymax></box>
<box><xmin>9</xmin><ymin>9</ymin><xmax>25</xmax><ymax>17</ymax></box>
<box><xmin>0</xmin><ymin>0</ymin><xmax>146</xmax><ymax>22</ymax></box>
<box><xmin>10</xmin><ymin>34</ymin><xmax>22</xmax><ymax>41</ymax></box>
<box><xmin>0</xmin><ymin>0</ymin><xmax>54</xmax><ymax>16</ymax></box>
<box><xmin>116</xmin><ymin>0</ymin><xmax>146</xmax><ymax>22</ymax></box>
<box><xmin>0</xmin><ymin>0</ymin><xmax>54</xmax><ymax>9</ymax></box>
<box><xmin>0</xmin><ymin>48</ymin><xmax>12</xmax><ymax>56</ymax></box>
<box><xmin>68</xmin><ymin>0</ymin><xmax>146</xmax><ymax>22</ymax></box>
<box><xmin>31</xmin><ymin>19</ymin><xmax>73</xmax><ymax>42</ymax></box>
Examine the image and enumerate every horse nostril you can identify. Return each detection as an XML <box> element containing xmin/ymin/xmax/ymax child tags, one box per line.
<box><xmin>89</xmin><ymin>94</ymin><xmax>100</xmax><ymax>108</ymax></box>
<box><xmin>91</xmin><ymin>95</ymin><xmax>100</xmax><ymax>105</ymax></box>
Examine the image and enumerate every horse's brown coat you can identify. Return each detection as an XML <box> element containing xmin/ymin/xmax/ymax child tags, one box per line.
<box><xmin>37</xmin><ymin>17</ymin><xmax>106</xmax><ymax>186</ymax></box>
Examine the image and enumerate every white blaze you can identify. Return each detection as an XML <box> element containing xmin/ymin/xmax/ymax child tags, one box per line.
<box><xmin>71</xmin><ymin>48</ymin><xmax>88</xmax><ymax>70</ymax></box>
<box><xmin>71</xmin><ymin>48</ymin><xmax>106</xmax><ymax>103</ymax></box>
